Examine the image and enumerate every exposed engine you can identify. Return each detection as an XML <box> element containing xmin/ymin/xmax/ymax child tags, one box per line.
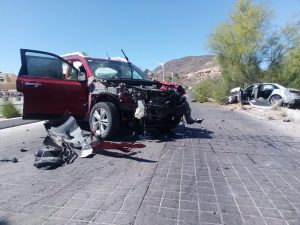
<box><xmin>89</xmin><ymin>79</ymin><xmax>188</xmax><ymax>129</ymax></box>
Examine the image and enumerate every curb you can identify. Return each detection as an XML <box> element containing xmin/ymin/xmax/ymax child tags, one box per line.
<box><xmin>0</xmin><ymin>116</ymin><xmax>22</xmax><ymax>122</ymax></box>
<box><xmin>0</xmin><ymin>118</ymin><xmax>40</xmax><ymax>130</ymax></box>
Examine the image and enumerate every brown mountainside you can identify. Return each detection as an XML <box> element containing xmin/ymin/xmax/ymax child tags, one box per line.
<box><xmin>152</xmin><ymin>55</ymin><xmax>221</xmax><ymax>87</ymax></box>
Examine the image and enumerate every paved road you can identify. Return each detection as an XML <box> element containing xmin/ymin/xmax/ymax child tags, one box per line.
<box><xmin>0</xmin><ymin>103</ymin><xmax>299</xmax><ymax>225</ymax></box>
<box><xmin>0</xmin><ymin>118</ymin><xmax>39</xmax><ymax>130</ymax></box>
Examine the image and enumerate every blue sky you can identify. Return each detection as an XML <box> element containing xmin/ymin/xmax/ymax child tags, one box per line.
<box><xmin>0</xmin><ymin>0</ymin><xmax>299</xmax><ymax>73</ymax></box>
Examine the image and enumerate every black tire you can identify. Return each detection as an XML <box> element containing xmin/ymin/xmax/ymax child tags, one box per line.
<box><xmin>159</xmin><ymin>114</ymin><xmax>182</xmax><ymax>132</ymax></box>
<box><xmin>269</xmin><ymin>94</ymin><xmax>283</xmax><ymax>106</ymax></box>
<box><xmin>89</xmin><ymin>102</ymin><xmax>120</xmax><ymax>139</ymax></box>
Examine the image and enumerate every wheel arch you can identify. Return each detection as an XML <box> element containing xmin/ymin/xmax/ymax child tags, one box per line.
<box><xmin>90</xmin><ymin>93</ymin><xmax>120</xmax><ymax>111</ymax></box>
<box><xmin>269</xmin><ymin>94</ymin><xmax>284</xmax><ymax>105</ymax></box>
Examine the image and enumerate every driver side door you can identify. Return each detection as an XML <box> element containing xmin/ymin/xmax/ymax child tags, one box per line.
<box><xmin>16</xmin><ymin>49</ymin><xmax>88</xmax><ymax>119</ymax></box>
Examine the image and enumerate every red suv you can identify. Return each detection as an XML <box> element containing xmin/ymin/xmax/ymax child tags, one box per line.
<box><xmin>17</xmin><ymin>49</ymin><xmax>191</xmax><ymax>139</ymax></box>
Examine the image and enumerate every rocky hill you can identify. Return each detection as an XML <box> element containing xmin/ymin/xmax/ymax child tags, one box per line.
<box><xmin>152</xmin><ymin>55</ymin><xmax>221</xmax><ymax>87</ymax></box>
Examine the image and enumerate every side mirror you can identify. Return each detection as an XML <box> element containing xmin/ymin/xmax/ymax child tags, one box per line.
<box><xmin>78</xmin><ymin>72</ymin><xmax>86</xmax><ymax>82</ymax></box>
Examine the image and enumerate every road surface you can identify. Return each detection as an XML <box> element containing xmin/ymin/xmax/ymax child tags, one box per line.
<box><xmin>0</xmin><ymin>118</ymin><xmax>39</xmax><ymax>130</ymax></box>
<box><xmin>0</xmin><ymin>103</ymin><xmax>299</xmax><ymax>225</ymax></box>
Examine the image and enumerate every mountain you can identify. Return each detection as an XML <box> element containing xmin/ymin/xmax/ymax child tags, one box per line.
<box><xmin>152</xmin><ymin>55</ymin><xmax>221</xmax><ymax>87</ymax></box>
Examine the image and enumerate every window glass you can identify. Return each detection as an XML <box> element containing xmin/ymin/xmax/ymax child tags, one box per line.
<box><xmin>68</xmin><ymin>61</ymin><xmax>87</xmax><ymax>81</ymax></box>
<box><xmin>68</xmin><ymin>67</ymin><xmax>78</xmax><ymax>80</ymax></box>
<box><xmin>88</xmin><ymin>59</ymin><xmax>150</xmax><ymax>81</ymax></box>
<box><xmin>25</xmin><ymin>52</ymin><xmax>71</xmax><ymax>79</ymax></box>
<box><xmin>245</xmin><ymin>85</ymin><xmax>254</xmax><ymax>95</ymax></box>
<box><xmin>95</xmin><ymin>67</ymin><xmax>118</xmax><ymax>79</ymax></box>
<box><xmin>120</xmin><ymin>66</ymin><xmax>143</xmax><ymax>79</ymax></box>
<box><xmin>262</xmin><ymin>84</ymin><xmax>275</xmax><ymax>91</ymax></box>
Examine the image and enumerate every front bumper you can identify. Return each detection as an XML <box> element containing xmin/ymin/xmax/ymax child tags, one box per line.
<box><xmin>146</xmin><ymin>101</ymin><xmax>187</xmax><ymax>119</ymax></box>
<box><xmin>289</xmin><ymin>99</ymin><xmax>300</xmax><ymax>107</ymax></box>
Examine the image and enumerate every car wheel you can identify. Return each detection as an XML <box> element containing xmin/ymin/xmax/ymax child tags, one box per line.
<box><xmin>269</xmin><ymin>94</ymin><xmax>283</xmax><ymax>106</ymax></box>
<box><xmin>89</xmin><ymin>102</ymin><xmax>120</xmax><ymax>139</ymax></box>
<box><xmin>159</xmin><ymin>114</ymin><xmax>182</xmax><ymax>132</ymax></box>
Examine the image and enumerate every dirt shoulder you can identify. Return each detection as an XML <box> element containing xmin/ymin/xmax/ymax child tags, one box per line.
<box><xmin>223</xmin><ymin>103</ymin><xmax>300</xmax><ymax>138</ymax></box>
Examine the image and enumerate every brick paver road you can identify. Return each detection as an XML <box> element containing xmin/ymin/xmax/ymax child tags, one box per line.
<box><xmin>0</xmin><ymin>103</ymin><xmax>299</xmax><ymax>225</ymax></box>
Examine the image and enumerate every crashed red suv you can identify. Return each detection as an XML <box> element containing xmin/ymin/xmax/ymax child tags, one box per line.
<box><xmin>17</xmin><ymin>49</ymin><xmax>192</xmax><ymax>139</ymax></box>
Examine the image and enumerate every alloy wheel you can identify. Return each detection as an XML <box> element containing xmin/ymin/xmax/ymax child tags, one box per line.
<box><xmin>92</xmin><ymin>108</ymin><xmax>109</xmax><ymax>135</ymax></box>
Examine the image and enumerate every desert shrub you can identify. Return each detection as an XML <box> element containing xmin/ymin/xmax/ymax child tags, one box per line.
<box><xmin>271</xmin><ymin>104</ymin><xmax>280</xmax><ymax>111</ymax></box>
<box><xmin>193</xmin><ymin>78</ymin><xmax>230</xmax><ymax>104</ymax></box>
<box><xmin>193</xmin><ymin>80</ymin><xmax>214</xmax><ymax>103</ymax></box>
<box><xmin>280</xmin><ymin>109</ymin><xmax>288</xmax><ymax>117</ymax></box>
<box><xmin>1</xmin><ymin>101</ymin><xmax>21</xmax><ymax>118</ymax></box>
<box><xmin>211</xmin><ymin>79</ymin><xmax>231</xmax><ymax>103</ymax></box>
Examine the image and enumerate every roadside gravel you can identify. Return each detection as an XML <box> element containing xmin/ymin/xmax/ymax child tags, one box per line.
<box><xmin>224</xmin><ymin>103</ymin><xmax>300</xmax><ymax>138</ymax></box>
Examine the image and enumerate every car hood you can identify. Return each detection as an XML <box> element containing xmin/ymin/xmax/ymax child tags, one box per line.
<box><xmin>230</xmin><ymin>87</ymin><xmax>241</xmax><ymax>93</ymax></box>
<box><xmin>102</xmin><ymin>78</ymin><xmax>158</xmax><ymax>86</ymax></box>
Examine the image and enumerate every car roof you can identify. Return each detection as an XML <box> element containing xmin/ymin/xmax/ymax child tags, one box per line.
<box><xmin>245</xmin><ymin>83</ymin><xmax>286</xmax><ymax>90</ymax></box>
<box><xmin>63</xmin><ymin>56</ymin><xmax>128</xmax><ymax>63</ymax></box>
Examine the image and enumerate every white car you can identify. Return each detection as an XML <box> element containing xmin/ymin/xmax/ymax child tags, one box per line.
<box><xmin>230</xmin><ymin>83</ymin><xmax>300</xmax><ymax>107</ymax></box>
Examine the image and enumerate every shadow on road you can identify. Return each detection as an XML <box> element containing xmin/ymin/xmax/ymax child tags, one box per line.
<box><xmin>114</xmin><ymin>126</ymin><xmax>214</xmax><ymax>143</ymax></box>
<box><xmin>80</xmin><ymin>121</ymin><xmax>214</xmax><ymax>142</ymax></box>
<box><xmin>0</xmin><ymin>219</ymin><xmax>11</xmax><ymax>225</ymax></box>
<box><xmin>93</xmin><ymin>149</ymin><xmax>157</xmax><ymax>163</ymax></box>
<box><xmin>155</xmin><ymin>125</ymin><xmax>214</xmax><ymax>141</ymax></box>
<box><xmin>177</xmin><ymin>126</ymin><xmax>214</xmax><ymax>139</ymax></box>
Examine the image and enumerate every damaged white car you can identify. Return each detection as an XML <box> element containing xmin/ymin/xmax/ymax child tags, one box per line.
<box><xmin>229</xmin><ymin>83</ymin><xmax>300</xmax><ymax>107</ymax></box>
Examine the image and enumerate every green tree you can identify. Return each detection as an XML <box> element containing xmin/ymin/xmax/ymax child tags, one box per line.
<box><xmin>262</xmin><ymin>22</ymin><xmax>300</xmax><ymax>83</ymax></box>
<box><xmin>144</xmin><ymin>69</ymin><xmax>155</xmax><ymax>78</ymax></box>
<box><xmin>195</xmin><ymin>0</ymin><xmax>300</xmax><ymax>103</ymax></box>
<box><xmin>209</xmin><ymin>0</ymin><xmax>272</xmax><ymax>88</ymax></box>
<box><xmin>173</xmin><ymin>73</ymin><xmax>180</xmax><ymax>82</ymax></box>
<box><xmin>144</xmin><ymin>69</ymin><xmax>150</xmax><ymax>74</ymax></box>
<box><xmin>166</xmin><ymin>75</ymin><xmax>172</xmax><ymax>82</ymax></box>
<box><xmin>279</xmin><ymin>35</ymin><xmax>300</xmax><ymax>88</ymax></box>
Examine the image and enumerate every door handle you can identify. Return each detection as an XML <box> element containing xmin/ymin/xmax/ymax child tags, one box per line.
<box><xmin>24</xmin><ymin>82</ymin><xmax>42</xmax><ymax>87</ymax></box>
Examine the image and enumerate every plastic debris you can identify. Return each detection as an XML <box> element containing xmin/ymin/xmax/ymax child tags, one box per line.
<box><xmin>34</xmin><ymin>113</ymin><xmax>144</xmax><ymax>169</ymax></box>
<box><xmin>0</xmin><ymin>157</ymin><xmax>18</xmax><ymax>163</ymax></box>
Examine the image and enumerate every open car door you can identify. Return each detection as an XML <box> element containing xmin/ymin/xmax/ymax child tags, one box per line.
<box><xmin>16</xmin><ymin>49</ymin><xmax>88</xmax><ymax>120</ymax></box>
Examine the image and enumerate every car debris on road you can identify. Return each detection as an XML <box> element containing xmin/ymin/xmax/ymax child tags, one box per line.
<box><xmin>0</xmin><ymin>157</ymin><xmax>18</xmax><ymax>163</ymax></box>
<box><xmin>34</xmin><ymin>114</ymin><xmax>146</xmax><ymax>169</ymax></box>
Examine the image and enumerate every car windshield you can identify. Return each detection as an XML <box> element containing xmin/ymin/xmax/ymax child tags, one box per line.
<box><xmin>87</xmin><ymin>59</ymin><xmax>150</xmax><ymax>81</ymax></box>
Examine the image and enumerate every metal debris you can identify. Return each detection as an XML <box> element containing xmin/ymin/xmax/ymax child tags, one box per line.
<box><xmin>80</xmin><ymin>147</ymin><xmax>93</xmax><ymax>158</ymax></box>
<box><xmin>34</xmin><ymin>114</ymin><xmax>144</xmax><ymax>168</ymax></box>
<box><xmin>34</xmin><ymin>142</ymin><xmax>77</xmax><ymax>169</ymax></box>
<box><xmin>0</xmin><ymin>157</ymin><xmax>18</xmax><ymax>163</ymax></box>
<box><xmin>44</xmin><ymin>114</ymin><xmax>90</xmax><ymax>149</ymax></box>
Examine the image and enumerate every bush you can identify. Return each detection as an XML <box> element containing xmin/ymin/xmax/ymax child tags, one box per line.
<box><xmin>193</xmin><ymin>79</ymin><xmax>230</xmax><ymax>104</ymax></box>
<box><xmin>193</xmin><ymin>80</ymin><xmax>214</xmax><ymax>103</ymax></box>
<box><xmin>1</xmin><ymin>101</ymin><xmax>21</xmax><ymax>118</ymax></box>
